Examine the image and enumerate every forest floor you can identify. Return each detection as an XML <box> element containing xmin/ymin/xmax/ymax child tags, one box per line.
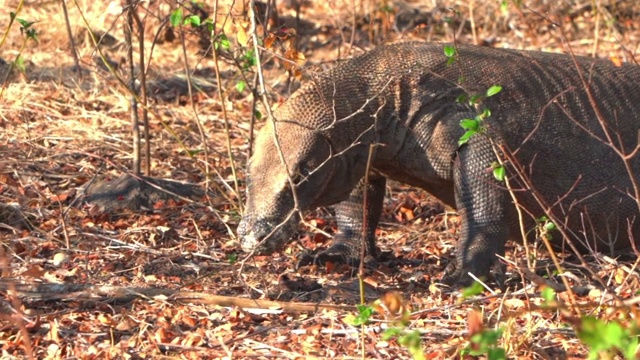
<box><xmin>1</xmin><ymin>0</ymin><xmax>640</xmax><ymax>358</ymax></box>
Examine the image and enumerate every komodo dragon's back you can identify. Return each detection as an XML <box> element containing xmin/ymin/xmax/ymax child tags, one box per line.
<box><xmin>238</xmin><ymin>42</ymin><xmax>640</xmax><ymax>284</ymax></box>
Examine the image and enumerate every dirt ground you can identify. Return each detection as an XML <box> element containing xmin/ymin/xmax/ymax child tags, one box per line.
<box><xmin>1</xmin><ymin>0</ymin><xmax>640</xmax><ymax>358</ymax></box>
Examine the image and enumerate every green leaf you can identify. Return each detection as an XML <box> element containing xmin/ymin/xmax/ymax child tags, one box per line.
<box><xmin>343</xmin><ymin>313</ymin><xmax>357</xmax><ymax>325</ymax></box>
<box><xmin>623</xmin><ymin>337</ymin><xmax>639</xmax><ymax>360</ymax></box>
<box><xmin>381</xmin><ymin>327</ymin><xmax>403</xmax><ymax>341</ymax></box>
<box><xmin>254</xmin><ymin>110</ymin><xmax>262</xmax><ymax>120</ymax></box>
<box><xmin>444</xmin><ymin>44</ymin><xmax>456</xmax><ymax>57</ymax></box>
<box><xmin>500</xmin><ymin>0</ymin><xmax>509</xmax><ymax>14</ymax></box>
<box><xmin>25</xmin><ymin>28</ymin><xmax>37</xmax><ymax>41</ymax></box>
<box><xmin>461</xmin><ymin>281</ymin><xmax>484</xmax><ymax>298</ymax></box>
<box><xmin>235</xmin><ymin>80</ymin><xmax>247</xmax><ymax>93</ymax></box>
<box><xmin>398</xmin><ymin>330</ymin><xmax>422</xmax><ymax>348</ymax></box>
<box><xmin>349</xmin><ymin>304</ymin><xmax>374</xmax><ymax>326</ymax></box>
<box><xmin>216</xmin><ymin>34</ymin><xmax>231</xmax><ymax>51</ymax></box>
<box><xmin>456</xmin><ymin>94</ymin><xmax>468</xmax><ymax>103</ymax></box>
<box><xmin>16</xmin><ymin>18</ymin><xmax>33</xmax><ymax>28</ymax></box>
<box><xmin>459</xmin><ymin>118</ymin><xmax>481</xmax><ymax>146</ymax></box>
<box><xmin>458</xmin><ymin>131</ymin><xmax>475</xmax><ymax>146</ymax></box>
<box><xmin>492</xmin><ymin>163</ymin><xmax>506</xmax><ymax>182</ymax></box>
<box><xmin>13</xmin><ymin>56</ymin><xmax>25</xmax><ymax>72</ymax></box>
<box><xmin>487</xmin><ymin>348</ymin><xmax>507</xmax><ymax>360</ymax></box>
<box><xmin>170</xmin><ymin>8</ymin><xmax>184</xmax><ymax>27</ymax></box>
<box><xmin>601</xmin><ymin>322</ymin><xmax>625</xmax><ymax>349</ymax></box>
<box><xmin>227</xmin><ymin>253</ymin><xmax>237</xmax><ymax>264</ymax></box>
<box><xmin>398</xmin><ymin>330</ymin><xmax>425</xmax><ymax>360</ymax></box>
<box><xmin>541</xmin><ymin>287</ymin><xmax>556</xmax><ymax>305</ymax></box>
<box><xmin>466</xmin><ymin>329</ymin><xmax>505</xmax><ymax>359</ymax></box>
<box><xmin>543</xmin><ymin>221</ymin><xmax>557</xmax><ymax>231</ymax></box>
<box><xmin>460</xmin><ymin>118</ymin><xmax>480</xmax><ymax>131</ymax></box>
<box><xmin>242</xmin><ymin>49</ymin><xmax>257</xmax><ymax>69</ymax></box>
<box><xmin>184</xmin><ymin>15</ymin><xmax>201</xmax><ymax>27</ymax></box>
<box><xmin>469</xmin><ymin>94</ymin><xmax>481</xmax><ymax>105</ymax></box>
<box><xmin>471</xmin><ymin>329</ymin><xmax>502</xmax><ymax>347</ymax></box>
<box><xmin>203</xmin><ymin>18</ymin><xmax>214</xmax><ymax>32</ymax></box>
<box><xmin>486</xmin><ymin>85</ymin><xmax>503</xmax><ymax>97</ymax></box>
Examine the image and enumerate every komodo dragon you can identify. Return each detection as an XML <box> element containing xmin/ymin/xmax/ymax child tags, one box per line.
<box><xmin>237</xmin><ymin>42</ymin><xmax>640</xmax><ymax>285</ymax></box>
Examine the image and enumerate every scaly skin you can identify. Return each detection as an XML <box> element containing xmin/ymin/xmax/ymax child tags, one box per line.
<box><xmin>237</xmin><ymin>42</ymin><xmax>640</xmax><ymax>285</ymax></box>
<box><xmin>296</xmin><ymin>173</ymin><xmax>386</xmax><ymax>268</ymax></box>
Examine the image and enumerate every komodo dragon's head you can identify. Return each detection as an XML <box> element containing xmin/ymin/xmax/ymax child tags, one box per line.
<box><xmin>237</xmin><ymin>101</ymin><xmax>369</xmax><ymax>255</ymax></box>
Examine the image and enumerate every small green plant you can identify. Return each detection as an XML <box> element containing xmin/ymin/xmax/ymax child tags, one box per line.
<box><xmin>457</xmin><ymin>85</ymin><xmax>504</xmax><ymax>181</ymax></box>
<box><xmin>460</xmin><ymin>281</ymin><xmax>484</xmax><ymax>299</ymax></box>
<box><xmin>169</xmin><ymin>8</ymin><xmax>183</xmax><ymax>27</ymax></box>
<box><xmin>491</xmin><ymin>161</ymin><xmax>506</xmax><ymax>182</ymax></box>
<box><xmin>347</xmin><ymin>304</ymin><xmax>375</xmax><ymax>326</ymax></box>
<box><xmin>457</xmin><ymin>85</ymin><xmax>502</xmax><ymax>145</ymax></box>
<box><xmin>214</xmin><ymin>33</ymin><xmax>231</xmax><ymax>51</ymax></box>
<box><xmin>345</xmin><ymin>293</ymin><xmax>424</xmax><ymax>359</ymax></box>
<box><xmin>169</xmin><ymin>6</ymin><xmax>252</xmax><ymax>96</ymax></box>
<box><xmin>536</xmin><ymin>215</ymin><xmax>557</xmax><ymax>240</ymax></box>
<box><xmin>461</xmin><ymin>309</ymin><xmax>506</xmax><ymax>359</ymax></box>
<box><xmin>14</xmin><ymin>16</ymin><xmax>37</xmax><ymax>41</ymax></box>
<box><xmin>1</xmin><ymin>14</ymin><xmax>37</xmax><ymax>94</ymax></box>
<box><xmin>540</xmin><ymin>287</ymin><xmax>557</xmax><ymax>308</ymax></box>
<box><xmin>382</xmin><ymin>328</ymin><xmax>424</xmax><ymax>360</ymax></box>
<box><xmin>462</xmin><ymin>328</ymin><xmax>506</xmax><ymax>359</ymax></box>
<box><xmin>578</xmin><ymin>316</ymin><xmax>639</xmax><ymax>360</ymax></box>
<box><xmin>444</xmin><ymin>44</ymin><xmax>457</xmax><ymax>65</ymax></box>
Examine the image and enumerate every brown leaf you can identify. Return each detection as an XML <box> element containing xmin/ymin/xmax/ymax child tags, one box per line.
<box><xmin>467</xmin><ymin>309</ymin><xmax>484</xmax><ymax>336</ymax></box>
<box><xmin>115</xmin><ymin>318</ymin><xmax>135</xmax><ymax>331</ymax></box>
<box><xmin>291</xmin><ymin>68</ymin><xmax>303</xmax><ymax>80</ymax></box>
<box><xmin>399</xmin><ymin>206</ymin><xmax>415</xmax><ymax>221</ymax></box>
<box><xmin>380</xmin><ymin>291</ymin><xmax>405</xmax><ymax>317</ymax></box>
<box><xmin>610</xmin><ymin>55</ymin><xmax>623</xmax><ymax>67</ymax></box>
<box><xmin>284</xmin><ymin>48</ymin><xmax>306</xmax><ymax>66</ymax></box>
<box><xmin>182</xmin><ymin>315</ymin><xmax>197</xmax><ymax>327</ymax></box>
<box><xmin>20</xmin><ymin>264</ymin><xmax>46</xmax><ymax>279</ymax></box>
<box><xmin>155</xmin><ymin>327</ymin><xmax>172</xmax><ymax>343</ymax></box>
<box><xmin>0</xmin><ymin>173</ymin><xmax>19</xmax><ymax>187</ymax></box>
<box><xmin>264</xmin><ymin>34</ymin><xmax>276</xmax><ymax>49</ymax></box>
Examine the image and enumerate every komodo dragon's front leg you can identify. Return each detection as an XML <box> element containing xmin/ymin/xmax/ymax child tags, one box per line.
<box><xmin>297</xmin><ymin>173</ymin><xmax>386</xmax><ymax>268</ymax></box>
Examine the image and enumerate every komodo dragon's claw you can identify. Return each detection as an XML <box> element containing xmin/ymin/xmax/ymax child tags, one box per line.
<box><xmin>296</xmin><ymin>243</ymin><xmax>378</xmax><ymax>270</ymax></box>
<box><xmin>441</xmin><ymin>259</ymin><xmax>506</xmax><ymax>290</ymax></box>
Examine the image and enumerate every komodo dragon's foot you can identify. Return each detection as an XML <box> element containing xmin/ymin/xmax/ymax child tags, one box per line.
<box><xmin>441</xmin><ymin>259</ymin><xmax>505</xmax><ymax>289</ymax></box>
<box><xmin>296</xmin><ymin>243</ymin><xmax>378</xmax><ymax>270</ymax></box>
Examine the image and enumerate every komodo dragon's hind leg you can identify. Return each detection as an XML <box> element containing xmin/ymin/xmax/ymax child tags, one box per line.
<box><xmin>442</xmin><ymin>135</ymin><xmax>509</xmax><ymax>286</ymax></box>
<box><xmin>297</xmin><ymin>173</ymin><xmax>386</xmax><ymax>269</ymax></box>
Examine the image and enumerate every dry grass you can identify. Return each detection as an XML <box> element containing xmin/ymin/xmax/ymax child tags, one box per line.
<box><xmin>0</xmin><ymin>0</ymin><xmax>639</xmax><ymax>358</ymax></box>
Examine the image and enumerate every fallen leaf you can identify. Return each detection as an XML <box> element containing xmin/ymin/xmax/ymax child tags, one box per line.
<box><xmin>467</xmin><ymin>309</ymin><xmax>483</xmax><ymax>336</ymax></box>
